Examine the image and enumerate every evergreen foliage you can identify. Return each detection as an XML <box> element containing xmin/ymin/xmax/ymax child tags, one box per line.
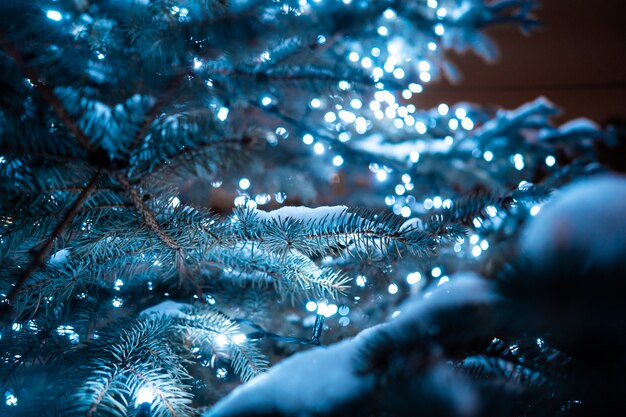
<box><xmin>0</xmin><ymin>0</ymin><xmax>623</xmax><ymax>416</ymax></box>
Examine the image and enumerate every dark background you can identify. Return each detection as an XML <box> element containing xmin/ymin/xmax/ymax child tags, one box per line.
<box><xmin>419</xmin><ymin>0</ymin><xmax>626</xmax><ymax>125</ymax></box>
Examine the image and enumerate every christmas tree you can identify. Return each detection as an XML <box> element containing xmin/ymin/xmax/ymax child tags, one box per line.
<box><xmin>1</xmin><ymin>0</ymin><xmax>625</xmax><ymax>416</ymax></box>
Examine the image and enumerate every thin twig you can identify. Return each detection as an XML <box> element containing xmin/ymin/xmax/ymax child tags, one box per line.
<box><xmin>1</xmin><ymin>170</ymin><xmax>101</xmax><ymax>318</ymax></box>
<box><xmin>0</xmin><ymin>31</ymin><xmax>96</xmax><ymax>153</ymax></box>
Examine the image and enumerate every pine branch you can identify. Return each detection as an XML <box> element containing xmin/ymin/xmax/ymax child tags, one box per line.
<box><xmin>1</xmin><ymin>170</ymin><xmax>101</xmax><ymax>318</ymax></box>
<box><xmin>0</xmin><ymin>31</ymin><xmax>97</xmax><ymax>154</ymax></box>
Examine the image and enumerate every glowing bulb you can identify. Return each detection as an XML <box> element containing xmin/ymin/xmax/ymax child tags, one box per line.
<box><xmin>388</xmin><ymin>283</ymin><xmax>399</xmax><ymax>294</ymax></box>
<box><xmin>407</xmin><ymin>272</ymin><xmax>422</xmax><ymax>285</ymax></box>
<box><xmin>376</xmin><ymin>170</ymin><xmax>388</xmax><ymax>182</ymax></box>
<box><xmin>232</xmin><ymin>333</ymin><xmax>247</xmax><ymax>345</ymax></box>
<box><xmin>419</xmin><ymin>72</ymin><xmax>431</xmax><ymax>83</ymax></box>
<box><xmin>324</xmin><ymin>112</ymin><xmax>337</xmax><ymax>123</ymax></box>
<box><xmin>310</xmin><ymin>98</ymin><xmax>321</xmax><ymax>108</ymax></box>
<box><xmin>302</xmin><ymin>133</ymin><xmax>314</xmax><ymax>145</ymax></box>
<box><xmin>400</xmin><ymin>206</ymin><xmax>411</xmax><ymax>217</ymax></box>
<box><xmin>332</xmin><ymin>155</ymin><xmax>344</xmax><ymax>166</ymax></box>
<box><xmin>239</xmin><ymin>178</ymin><xmax>250</xmax><ymax>190</ymax></box>
<box><xmin>530</xmin><ymin>205</ymin><xmax>541</xmax><ymax>216</ymax></box>
<box><xmin>393</xmin><ymin>68</ymin><xmax>405</xmax><ymax>79</ymax></box>
<box><xmin>46</xmin><ymin>10</ymin><xmax>62</xmax><ymax>21</ymax></box>
<box><xmin>455</xmin><ymin>108</ymin><xmax>467</xmax><ymax>119</ymax></box>
<box><xmin>215</xmin><ymin>334</ymin><xmax>228</xmax><ymax>347</ymax></box>
<box><xmin>217</xmin><ymin>107</ymin><xmax>229</xmax><ymax>121</ymax></box>
<box><xmin>418</xmin><ymin>61</ymin><xmax>431</xmax><ymax>72</ymax></box>
<box><xmin>431</xmin><ymin>267</ymin><xmax>442</xmax><ymax>278</ymax></box>
<box><xmin>348</xmin><ymin>52</ymin><xmax>359</xmax><ymax>62</ymax></box>
<box><xmin>135</xmin><ymin>387</ymin><xmax>155</xmax><ymax>407</ymax></box>
<box><xmin>350</xmin><ymin>98</ymin><xmax>362</xmax><ymax>109</ymax></box>
<box><xmin>545</xmin><ymin>155</ymin><xmax>556</xmax><ymax>167</ymax></box>
<box><xmin>314</xmin><ymin>143</ymin><xmax>325</xmax><ymax>154</ymax></box>
<box><xmin>483</xmin><ymin>151</ymin><xmax>494</xmax><ymax>162</ymax></box>
<box><xmin>438</xmin><ymin>103</ymin><xmax>449</xmax><ymax>115</ymax></box>
<box><xmin>261</xmin><ymin>96</ymin><xmax>272</xmax><ymax>106</ymax></box>
<box><xmin>377</xmin><ymin>26</ymin><xmax>389</xmax><ymax>36</ymax></box>
<box><xmin>461</xmin><ymin>117</ymin><xmax>474</xmax><ymax>130</ymax></box>
<box><xmin>306</xmin><ymin>301</ymin><xmax>318</xmax><ymax>312</ymax></box>
<box><xmin>356</xmin><ymin>275</ymin><xmax>367</xmax><ymax>287</ymax></box>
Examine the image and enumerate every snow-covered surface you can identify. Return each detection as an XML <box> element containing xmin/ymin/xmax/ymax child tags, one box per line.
<box><xmin>205</xmin><ymin>274</ymin><xmax>493</xmax><ymax>417</ymax></box>
<box><xmin>351</xmin><ymin>134</ymin><xmax>452</xmax><ymax>162</ymax></box>
<box><xmin>253</xmin><ymin>205</ymin><xmax>348</xmax><ymax>222</ymax></box>
<box><xmin>49</xmin><ymin>248</ymin><xmax>70</xmax><ymax>266</ymax></box>
<box><xmin>141</xmin><ymin>300</ymin><xmax>192</xmax><ymax>319</ymax></box>
<box><xmin>538</xmin><ymin>118</ymin><xmax>600</xmax><ymax>141</ymax></box>
<box><xmin>522</xmin><ymin>175</ymin><xmax>626</xmax><ymax>266</ymax></box>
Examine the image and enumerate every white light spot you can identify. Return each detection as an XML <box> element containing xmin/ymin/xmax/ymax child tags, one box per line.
<box><xmin>306</xmin><ymin>301</ymin><xmax>318</xmax><ymax>312</ymax></box>
<box><xmin>339</xmin><ymin>110</ymin><xmax>356</xmax><ymax>123</ymax></box>
<box><xmin>431</xmin><ymin>267</ymin><xmax>442</xmax><ymax>278</ymax></box>
<box><xmin>436</xmin><ymin>8</ymin><xmax>447</xmax><ymax>18</ymax></box>
<box><xmin>377</xmin><ymin>26</ymin><xmax>389</xmax><ymax>36</ymax></box>
<box><xmin>314</xmin><ymin>143</ymin><xmax>325</xmax><ymax>155</ymax></box>
<box><xmin>239</xmin><ymin>178</ymin><xmax>250</xmax><ymax>190</ymax></box>
<box><xmin>348</xmin><ymin>52</ymin><xmax>360</xmax><ymax>62</ymax></box>
<box><xmin>332</xmin><ymin>155</ymin><xmax>344</xmax><ymax>166</ymax></box>
<box><xmin>232</xmin><ymin>333</ymin><xmax>247</xmax><ymax>345</ymax></box>
<box><xmin>46</xmin><ymin>10</ymin><xmax>62</xmax><ymax>21</ymax></box>
<box><xmin>470</xmin><ymin>234</ymin><xmax>479</xmax><ymax>245</ymax></box>
<box><xmin>409</xmin><ymin>83</ymin><xmax>423</xmax><ymax>93</ymax></box>
<box><xmin>428</xmin><ymin>41</ymin><xmax>437</xmax><ymax>51</ymax></box>
<box><xmin>350</xmin><ymin>98</ymin><xmax>362</xmax><ymax>109</ymax></box>
<box><xmin>388</xmin><ymin>283</ymin><xmax>399</xmax><ymax>294</ymax></box>
<box><xmin>435</xmin><ymin>24</ymin><xmax>445</xmax><ymax>36</ymax></box>
<box><xmin>455</xmin><ymin>108</ymin><xmax>467</xmax><ymax>119</ymax></box>
<box><xmin>419</xmin><ymin>72</ymin><xmax>431</xmax><ymax>83</ymax></box>
<box><xmin>513</xmin><ymin>153</ymin><xmax>525</xmax><ymax>170</ymax></box>
<box><xmin>437</xmin><ymin>276</ymin><xmax>449</xmax><ymax>286</ymax></box>
<box><xmin>483</xmin><ymin>151</ymin><xmax>494</xmax><ymax>162</ymax></box>
<box><xmin>361</xmin><ymin>57</ymin><xmax>373</xmax><ymax>68</ymax></box>
<box><xmin>530</xmin><ymin>205</ymin><xmax>541</xmax><ymax>216</ymax></box>
<box><xmin>193</xmin><ymin>57</ymin><xmax>203</xmax><ymax>69</ymax></box>
<box><xmin>376</xmin><ymin>170</ymin><xmax>388</xmax><ymax>182</ymax></box>
<box><xmin>472</xmin><ymin>246</ymin><xmax>482</xmax><ymax>257</ymax></box>
<box><xmin>170</xmin><ymin>197</ymin><xmax>180</xmax><ymax>208</ymax></box>
<box><xmin>135</xmin><ymin>387</ymin><xmax>155</xmax><ymax>407</ymax></box>
<box><xmin>407</xmin><ymin>272</ymin><xmax>422</xmax><ymax>285</ymax></box>
<box><xmin>480</xmin><ymin>240</ymin><xmax>489</xmax><ymax>250</ymax></box>
<box><xmin>410</xmin><ymin>151</ymin><xmax>420</xmax><ymax>163</ymax></box>
<box><xmin>217</xmin><ymin>107</ymin><xmax>229</xmax><ymax>121</ymax></box>
<box><xmin>418</xmin><ymin>61</ymin><xmax>431</xmax><ymax>72</ymax></box>
<box><xmin>383</xmin><ymin>8</ymin><xmax>396</xmax><ymax>19</ymax></box>
<box><xmin>338</xmin><ymin>80</ymin><xmax>351</xmax><ymax>90</ymax></box>
<box><xmin>461</xmin><ymin>117</ymin><xmax>474</xmax><ymax>130</ymax></box>
<box><xmin>310</xmin><ymin>98</ymin><xmax>321</xmax><ymax>108</ymax></box>
<box><xmin>400</xmin><ymin>206</ymin><xmax>411</xmax><ymax>217</ymax></box>
<box><xmin>356</xmin><ymin>275</ymin><xmax>367</xmax><ymax>287</ymax></box>
<box><xmin>545</xmin><ymin>155</ymin><xmax>556</xmax><ymax>167</ymax></box>
<box><xmin>433</xmin><ymin>196</ymin><xmax>442</xmax><ymax>209</ymax></box>
<box><xmin>393</xmin><ymin>68</ymin><xmax>405</xmax><ymax>79</ymax></box>
<box><xmin>302</xmin><ymin>133</ymin><xmax>314</xmax><ymax>145</ymax></box>
<box><xmin>438</xmin><ymin>103</ymin><xmax>449</xmax><ymax>116</ymax></box>
<box><xmin>261</xmin><ymin>96</ymin><xmax>273</xmax><ymax>106</ymax></box>
<box><xmin>112</xmin><ymin>297</ymin><xmax>123</xmax><ymax>308</ymax></box>
<box><xmin>424</xmin><ymin>198</ymin><xmax>434</xmax><ymax>210</ymax></box>
<box><xmin>415</xmin><ymin>121</ymin><xmax>427</xmax><ymax>134</ymax></box>
<box><xmin>324</xmin><ymin>112</ymin><xmax>337</xmax><ymax>123</ymax></box>
<box><xmin>448</xmin><ymin>119</ymin><xmax>459</xmax><ymax>130</ymax></box>
<box><xmin>215</xmin><ymin>334</ymin><xmax>228</xmax><ymax>347</ymax></box>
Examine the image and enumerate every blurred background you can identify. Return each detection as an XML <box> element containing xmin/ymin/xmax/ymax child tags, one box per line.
<box><xmin>420</xmin><ymin>0</ymin><xmax>626</xmax><ymax>125</ymax></box>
